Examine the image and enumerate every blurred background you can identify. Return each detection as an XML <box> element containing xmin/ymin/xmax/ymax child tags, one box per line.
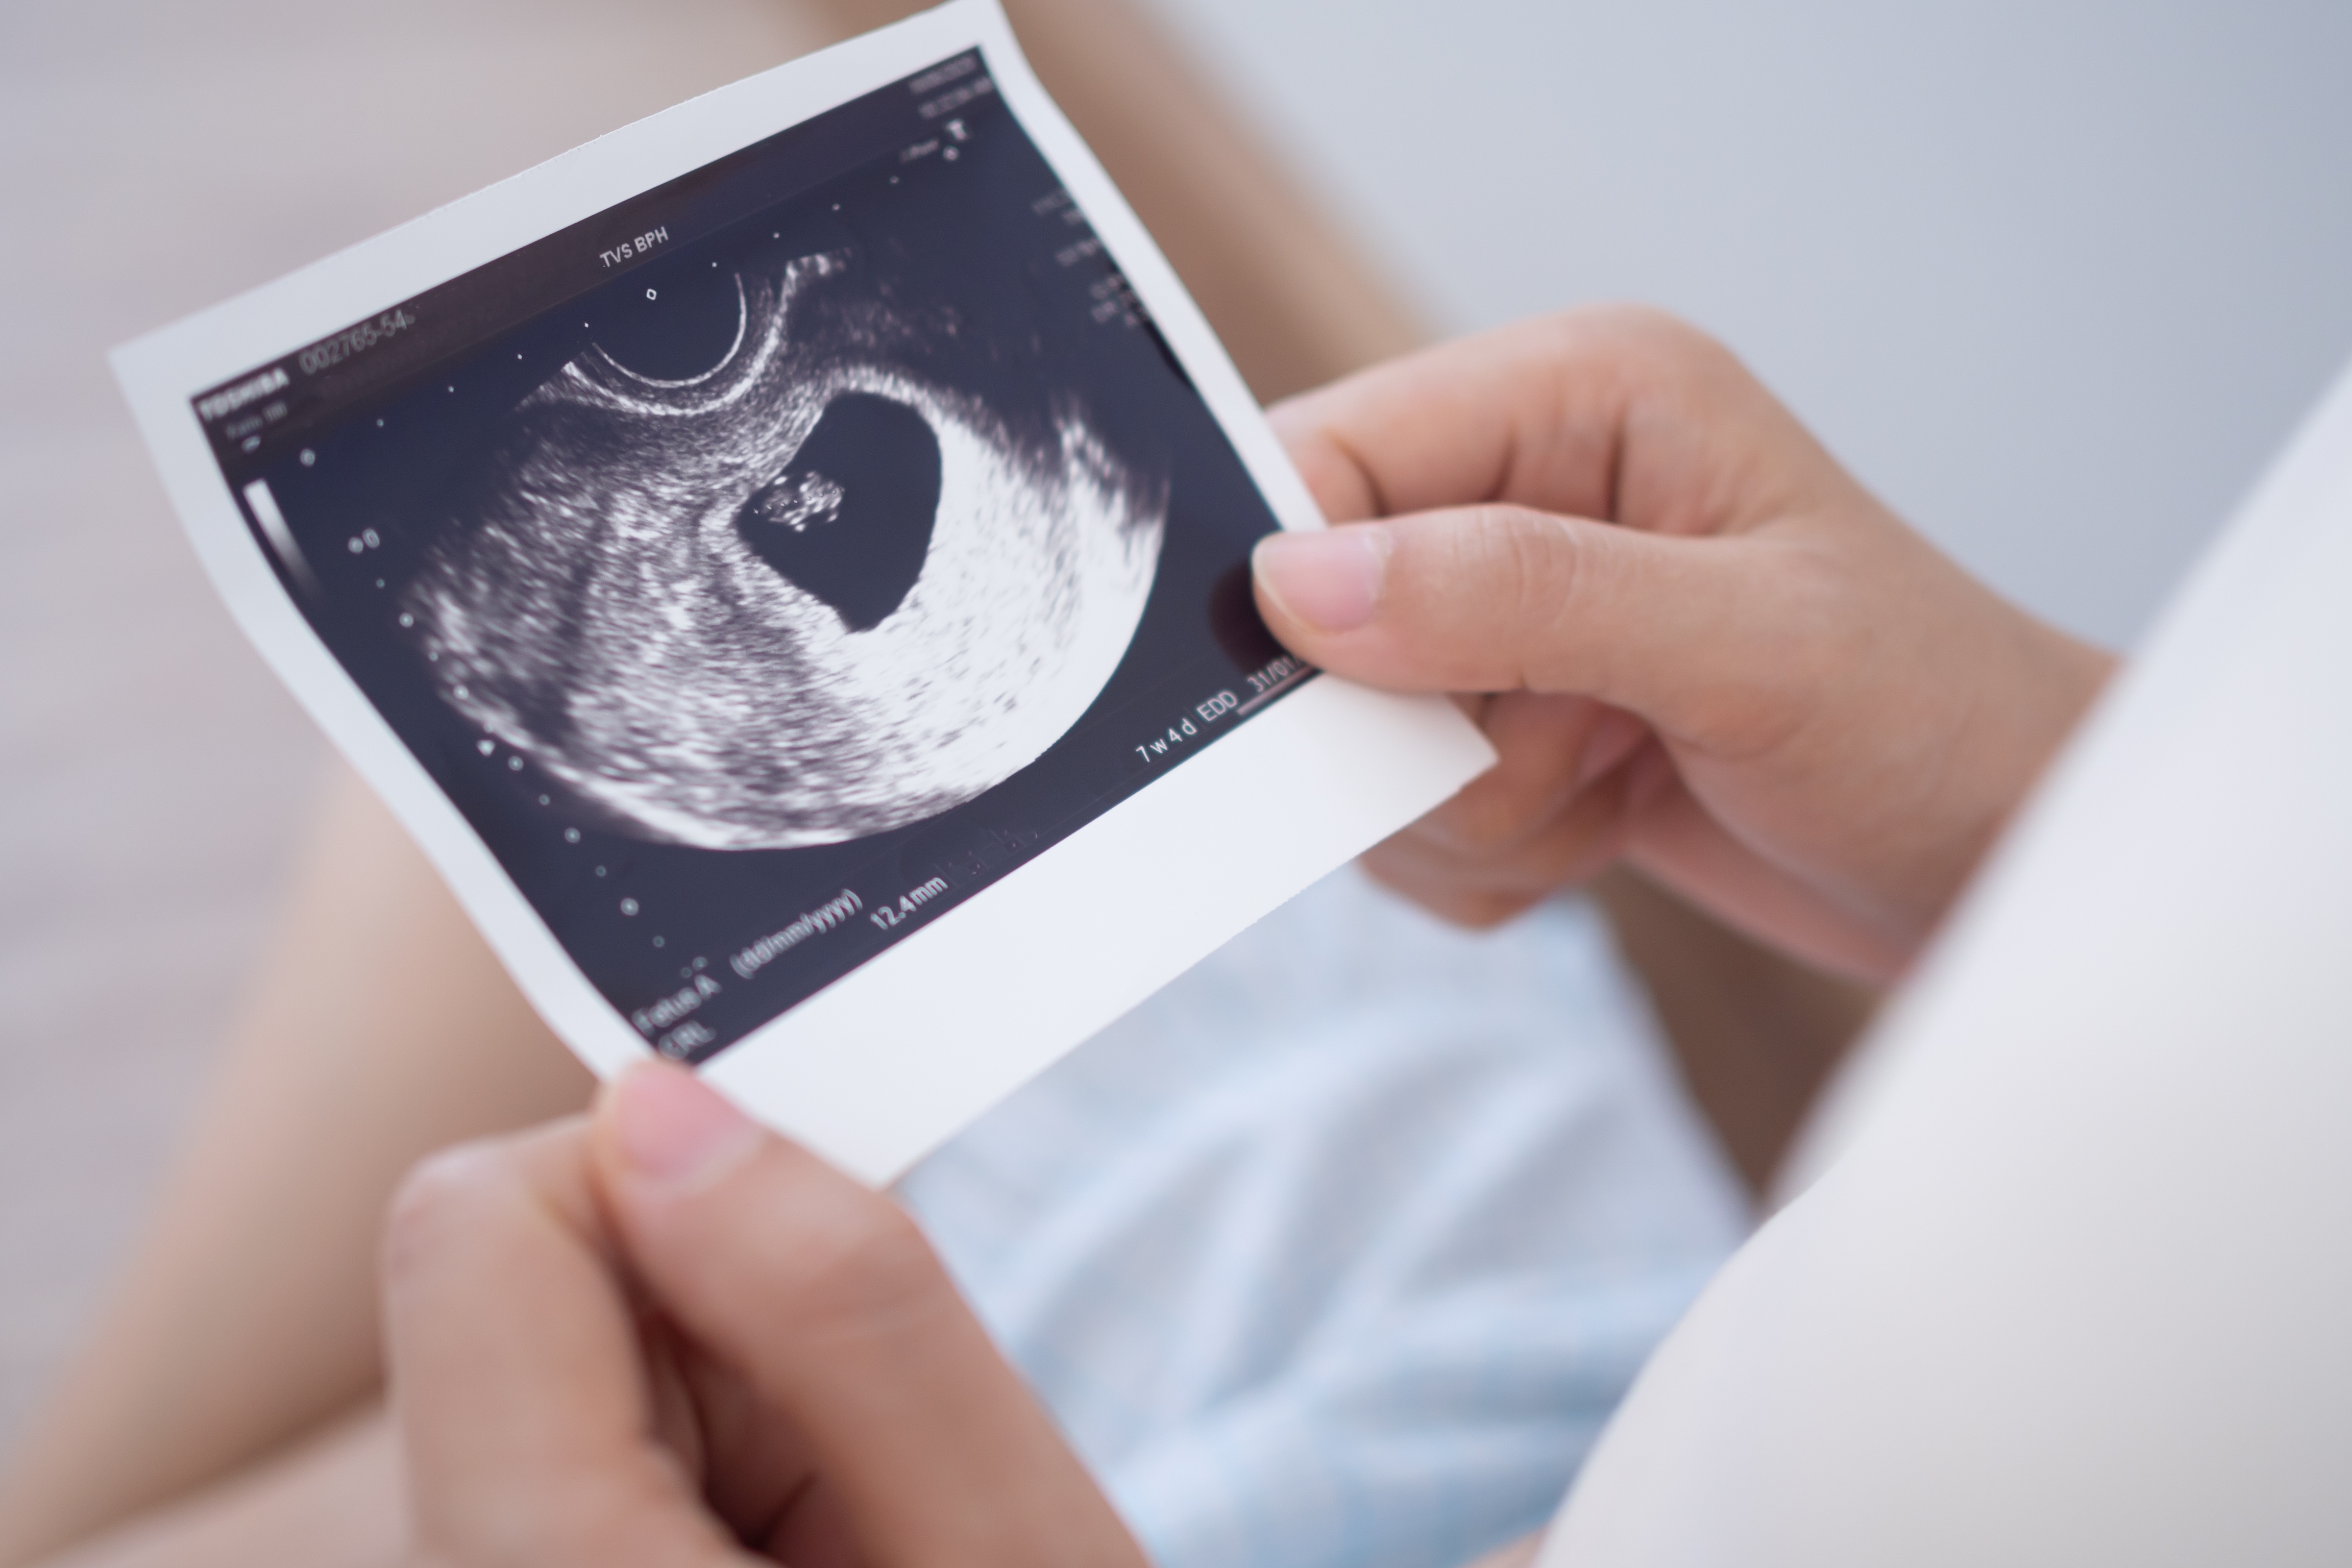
<box><xmin>3</xmin><ymin>0</ymin><xmax>2348</xmax><ymax>1454</ymax></box>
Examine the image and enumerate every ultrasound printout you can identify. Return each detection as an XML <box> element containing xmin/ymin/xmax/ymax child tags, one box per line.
<box><xmin>185</xmin><ymin>48</ymin><xmax>1313</xmax><ymax>1066</ymax></box>
<box><xmin>122</xmin><ymin>3</ymin><xmax>1493</xmax><ymax>1178</ymax></box>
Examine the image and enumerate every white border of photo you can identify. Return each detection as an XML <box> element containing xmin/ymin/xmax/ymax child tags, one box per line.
<box><xmin>110</xmin><ymin>0</ymin><xmax>1493</xmax><ymax>1185</ymax></box>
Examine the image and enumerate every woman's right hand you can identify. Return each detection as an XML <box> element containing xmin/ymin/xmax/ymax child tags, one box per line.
<box><xmin>1253</xmin><ymin>307</ymin><xmax>2113</xmax><ymax>981</ymax></box>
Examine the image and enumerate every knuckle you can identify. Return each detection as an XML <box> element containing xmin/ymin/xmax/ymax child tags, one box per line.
<box><xmin>1529</xmin><ymin>302</ymin><xmax>1706</xmax><ymax>363</ymax></box>
<box><xmin>1386</xmin><ymin>505</ymin><xmax>1589</xmax><ymax>691</ymax></box>
<box><xmin>1455</xmin><ymin>502</ymin><xmax>1574</xmax><ymax>583</ymax></box>
<box><xmin>1475</xmin><ymin>506</ymin><xmax>1587</xmax><ymax>684</ymax></box>
<box><xmin>1585</xmin><ymin>303</ymin><xmax>1731</xmax><ymax>368</ymax></box>
<box><xmin>1712</xmin><ymin>538</ymin><xmax>1849</xmax><ymax>756</ymax></box>
<box><xmin>1552</xmin><ymin>305</ymin><xmax>1756</xmax><ymax>422</ymax></box>
<box><xmin>1580</xmin><ymin>300</ymin><xmax>1678</xmax><ymax>340</ymax></box>
<box><xmin>381</xmin><ymin>1143</ymin><xmax>506</xmax><ymax>1281</ymax></box>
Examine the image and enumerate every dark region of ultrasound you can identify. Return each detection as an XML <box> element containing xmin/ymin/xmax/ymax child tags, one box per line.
<box><xmin>210</xmin><ymin>54</ymin><xmax>1301</xmax><ymax>1061</ymax></box>
<box><xmin>409</xmin><ymin>250</ymin><xmax>1167</xmax><ymax>850</ymax></box>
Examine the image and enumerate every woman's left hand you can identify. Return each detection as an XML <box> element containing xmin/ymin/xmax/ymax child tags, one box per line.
<box><xmin>382</xmin><ymin>1062</ymin><xmax>1142</xmax><ymax>1568</ymax></box>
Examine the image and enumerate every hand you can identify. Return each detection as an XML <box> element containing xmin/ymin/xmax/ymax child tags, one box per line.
<box><xmin>1253</xmin><ymin>307</ymin><xmax>2113</xmax><ymax>980</ymax></box>
<box><xmin>382</xmin><ymin>1062</ymin><xmax>1142</xmax><ymax>1567</ymax></box>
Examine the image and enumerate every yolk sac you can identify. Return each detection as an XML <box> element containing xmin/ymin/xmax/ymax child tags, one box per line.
<box><xmin>736</xmin><ymin>393</ymin><xmax>942</xmax><ymax>632</ymax></box>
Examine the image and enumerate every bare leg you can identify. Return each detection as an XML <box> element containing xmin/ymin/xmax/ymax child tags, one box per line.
<box><xmin>0</xmin><ymin>774</ymin><xmax>588</xmax><ymax>1565</ymax></box>
<box><xmin>40</xmin><ymin>1408</ymin><xmax>401</xmax><ymax>1568</ymax></box>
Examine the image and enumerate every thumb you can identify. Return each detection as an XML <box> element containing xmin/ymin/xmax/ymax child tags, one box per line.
<box><xmin>589</xmin><ymin>1063</ymin><xmax>1142</xmax><ymax>1568</ymax></box>
<box><xmin>1253</xmin><ymin>508</ymin><xmax>1791</xmax><ymax>743</ymax></box>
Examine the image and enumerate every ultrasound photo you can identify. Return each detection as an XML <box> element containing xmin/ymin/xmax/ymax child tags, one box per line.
<box><xmin>189</xmin><ymin>47</ymin><xmax>1311</xmax><ymax>1064</ymax></box>
<box><xmin>407</xmin><ymin>250</ymin><xmax>1167</xmax><ymax>850</ymax></box>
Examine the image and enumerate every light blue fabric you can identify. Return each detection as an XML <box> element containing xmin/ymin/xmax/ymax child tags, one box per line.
<box><xmin>897</xmin><ymin>867</ymin><xmax>1750</xmax><ymax>1568</ymax></box>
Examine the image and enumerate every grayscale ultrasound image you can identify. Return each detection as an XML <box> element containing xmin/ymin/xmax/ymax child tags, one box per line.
<box><xmin>405</xmin><ymin>252</ymin><xmax>1167</xmax><ymax>850</ymax></box>
<box><xmin>205</xmin><ymin>50</ymin><xmax>1304</xmax><ymax>1059</ymax></box>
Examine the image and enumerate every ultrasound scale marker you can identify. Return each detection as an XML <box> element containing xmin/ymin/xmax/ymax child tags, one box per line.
<box><xmin>242</xmin><ymin>479</ymin><xmax>317</xmax><ymax>594</ymax></box>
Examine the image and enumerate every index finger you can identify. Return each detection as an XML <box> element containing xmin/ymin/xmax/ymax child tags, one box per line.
<box><xmin>1270</xmin><ymin>304</ymin><xmax>1826</xmax><ymax>538</ymax></box>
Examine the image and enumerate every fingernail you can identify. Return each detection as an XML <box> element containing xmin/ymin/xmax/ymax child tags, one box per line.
<box><xmin>609</xmin><ymin>1062</ymin><xmax>763</xmax><ymax>1186</ymax></box>
<box><xmin>1253</xmin><ymin>526</ymin><xmax>1389</xmax><ymax>633</ymax></box>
